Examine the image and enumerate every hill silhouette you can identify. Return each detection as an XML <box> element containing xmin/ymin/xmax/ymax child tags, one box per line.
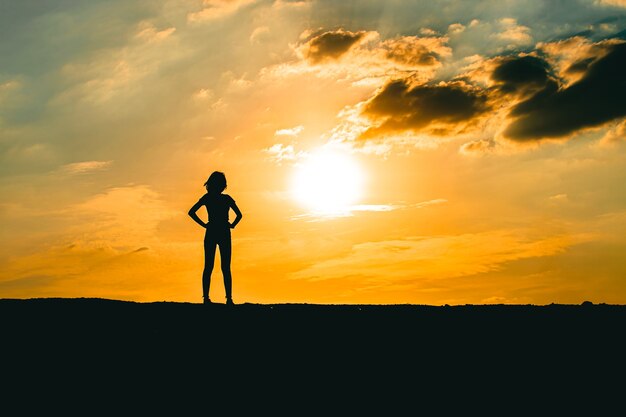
<box><xmin>2</xmin><ymin>297</ymin><xmax>624</xmax><ymax>411</ymax></box>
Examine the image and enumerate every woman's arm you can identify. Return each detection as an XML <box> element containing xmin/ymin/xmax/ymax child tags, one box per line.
<box><xmin>188</xmin><ymin>200</ymin><xmax>207</xmax><ymax>228</ymax></box>
<box><xmin>230</xmin><ymin>201</ymin><xmax>243</xmax><ymax>229</ymax></box>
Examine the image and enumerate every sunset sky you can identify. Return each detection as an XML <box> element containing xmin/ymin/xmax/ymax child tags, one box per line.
<box><xmin>2</xmin><ymin>0</ymin><xmax>626</xmax><ymax>305</ymax></box>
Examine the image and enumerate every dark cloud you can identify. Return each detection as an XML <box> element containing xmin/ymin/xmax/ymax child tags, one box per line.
<box><xmin>565</xmin><ymin>57</ymin><xmax>596</xmax><ymax>74</ymax></box>
<box><xmin>352</xmin><ymin>38</ymin><xmax>626</xmax><ymax>145</ymax></box>
<box><xmin>386</xmin><ymin>45</ymin><xmax>439</xmax><ymax>66</ymax></box>
<box><xmin>303</xmin><ymin>29</ymin><xmax>366</xmax><ymax>63</ymax></box>
<box><xmin>503</xmin><ymin>42</ymin><xmax>626</xmax><ymax>141</ymax></box>
<box><xmin>382</xmin><ymin>37</ymin><xmax>447</xmax><ymax>67</ymax></box>
<box><xmin>491</xmin><ymin>55</ymin><xmax>552</xmax><ymax>93</ymax></box>
<box><xmin>359</xmin><ymin>79</ymin><xmax>490</xmax><ymax>139</ymax></box>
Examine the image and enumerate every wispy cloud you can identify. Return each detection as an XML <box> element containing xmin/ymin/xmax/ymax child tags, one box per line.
<box><xmin>492</xmin><ymin>18</ymin><xmax>532</xmax><ymax>47</ymax></box>
<box><xmin>0</xmin><ymin>184</ymin><xmax>183</xmax><ymax>300</ymax></box>
<box><xmin>275</xmin><ymin>125</ymin><xmax>304</xmax><ymax>136</ymax></box>
<box><xmin>290</xmin><ymin>229</ymin><xmax>594</xmax><ymax>282</ymax></box>
<box><xmin>264</xmin><ymin>143</ymin><xmax>298</xmax><ymax>163</ymax></box>
<box><xmin>599</xmin><ymin>119</ymin><xmax>626</xmax><ymax>145</ymax></box>
<box><xmin>188</xmin><ymin>0</ymin><xmax>258</xmax><ymax>23</ymax></box>
<box><xmin>58</xmin><ymin>160</ymin><xmax>113</xmax><ymax>175</ymax></box>
<box><xmin>250</xmin><ymin>26</ymin><xmax>270</xmax><ymax>44</ymax></box>
<box><xmin>70</xmin><ymin>185</ymin><xmax>176</xmax><ymax>246</ymax></box>
<box><xmin>135</xmin><ymin>21</ymin><xmax>176</xmax><ymax>43</ymax></box>
<box><xmin>291</xmin><ymin>199</ymin><xmax>447</xmax><ymax>221</ymax></box>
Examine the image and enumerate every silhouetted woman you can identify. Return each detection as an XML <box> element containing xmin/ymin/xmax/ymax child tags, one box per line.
<box><xmin>188</xmin><ymin>171</ymin><xmax>243</xmax><ymax>305</ymax></box>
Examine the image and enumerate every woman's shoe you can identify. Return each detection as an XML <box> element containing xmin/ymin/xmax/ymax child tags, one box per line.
<box><xmin>226</xmin><ymin>298</ymin><xmax>235</xmax><ymax>306</ymax></box>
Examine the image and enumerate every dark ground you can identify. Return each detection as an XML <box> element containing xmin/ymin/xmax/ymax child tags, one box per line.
<box><xmin>2</xmin><ymin>298</ymin><xmax>625</xmax><ymax>412</ymax></box>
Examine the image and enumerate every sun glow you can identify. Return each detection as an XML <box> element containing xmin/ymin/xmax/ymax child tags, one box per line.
<box><xmin>291</xmin><ymin>148</ymin><xmax>364</xmax><ymax>215</ymax></box>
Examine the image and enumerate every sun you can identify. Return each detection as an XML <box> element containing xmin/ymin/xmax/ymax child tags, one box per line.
<box><xmin>290</xmin><ymin>148</ymin><xmax>364</xmax><ymax>214</ymax></box>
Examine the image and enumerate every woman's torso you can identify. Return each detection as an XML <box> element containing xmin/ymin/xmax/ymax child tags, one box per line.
<box><xmin>202</xmin><ymin>193</ymin><xmax>232</xmax><ymax>226</ymax></box>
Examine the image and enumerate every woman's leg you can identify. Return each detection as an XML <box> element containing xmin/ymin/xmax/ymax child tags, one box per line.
<box><xmin>219</xmin><ymin>234</ymin><xmax>233</xmax><ymax>300</ymax></box>
<box><xmin>203</xmin><ymin>238</ymin><xmax>217</xmax><ymax>300</ymax></box>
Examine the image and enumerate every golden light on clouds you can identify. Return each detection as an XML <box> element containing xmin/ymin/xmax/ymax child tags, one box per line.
<box><xmin>2</xmin><ymin>0</ymin><xmax>626</xmax><ymax>305</ymax></box>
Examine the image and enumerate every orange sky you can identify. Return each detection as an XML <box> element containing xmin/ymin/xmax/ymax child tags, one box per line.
<box><xmin>2</xmin><ymin>0</ymin><xmax>626</xmax><ymax>304</ymax></box>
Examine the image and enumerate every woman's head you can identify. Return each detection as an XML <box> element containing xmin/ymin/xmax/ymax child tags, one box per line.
<box><xmin>204</xmin><ymin>171</ymin><xmax>227</xmax><ymax>194</ymax></box>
